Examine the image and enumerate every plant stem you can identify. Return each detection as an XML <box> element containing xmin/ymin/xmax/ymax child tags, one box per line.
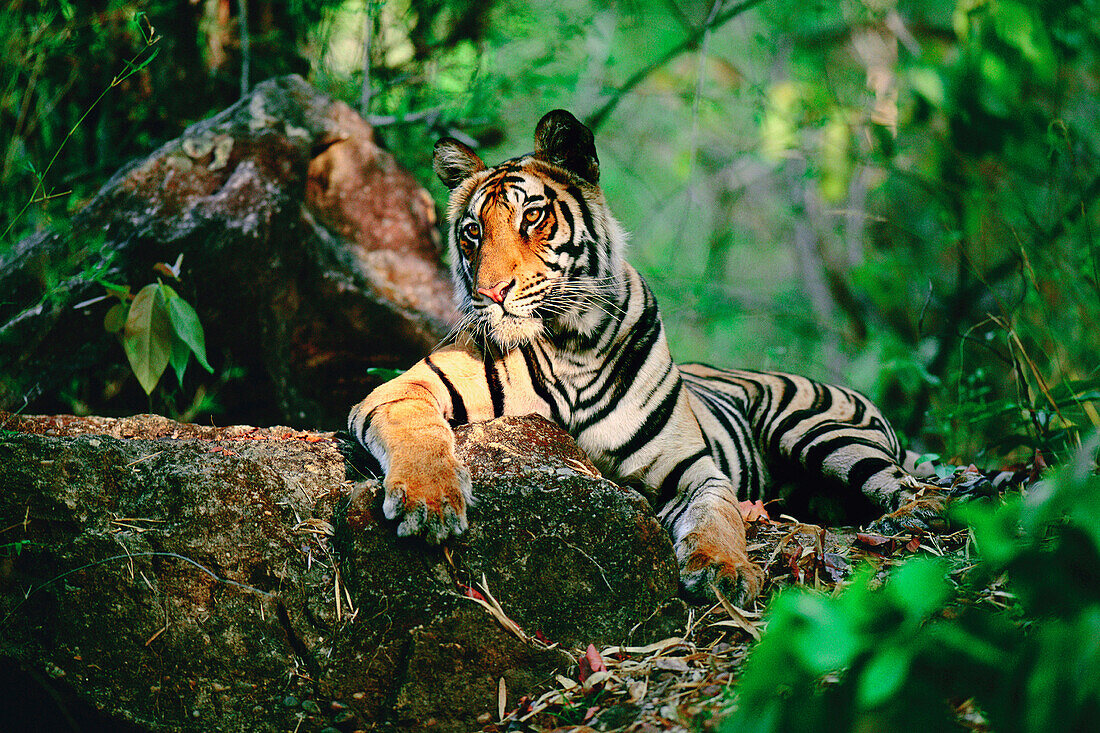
<box><xmin>2</xmin><ymin>22</ymin><xmax>160</xmax><ymax>242</ymax></box>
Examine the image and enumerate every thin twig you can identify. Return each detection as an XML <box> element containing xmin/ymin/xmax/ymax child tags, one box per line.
<box><xmin>2</xmin><ymin>20</ymin><xmax>160</xmax><ymax>242</ymax></box>
<box><xmin>2</xmin><ymin>551</ymin><xmax>273</xmax><ymax>628</ymax></box>
<box><xmin>237</xmin><ymin>0</ymin><xmax>250</xmax><ymax>96</ymax></box>
<box><xmin>360</xmin><ymin>1</ymin><xmax>375</xmax><ymax>115</ymax></box>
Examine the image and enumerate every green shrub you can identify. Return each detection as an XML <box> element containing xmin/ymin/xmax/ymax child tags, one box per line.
<box><xmin>720</xmin><ymin>435</ymin><xmax>1100</xmax><ymax>733</ymax></box>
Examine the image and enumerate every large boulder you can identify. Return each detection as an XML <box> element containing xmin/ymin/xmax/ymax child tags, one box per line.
<box><xmin>0</xmin><ymin>74</ymin><xmax>454</xmax><ymax>429</ymax></box>
<box><xmin>0</xmin><ymin>413</ymin><xmax>681</xmax><ymax>732</ymax></box>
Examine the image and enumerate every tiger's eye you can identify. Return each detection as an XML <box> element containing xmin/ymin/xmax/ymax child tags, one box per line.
<box><xmin>463</xmin><ymin>222</ymin><xmax>481</xmax><ymax>240</ymax></box>
<box><xmin>523</xmin><ymin>207</ymin><xmax>544</xmax><ymax>225</ymax></box>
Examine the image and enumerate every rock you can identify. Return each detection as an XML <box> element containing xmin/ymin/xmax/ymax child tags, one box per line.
<box><xmin>0</xmin><ymin>74</ymin><xmax>454</xmax><ymax>429</ymax></box>
<box><xmin>0</xmin><ymin>413</ymin><xmax>681</xmax><ymax>732</ymax></box>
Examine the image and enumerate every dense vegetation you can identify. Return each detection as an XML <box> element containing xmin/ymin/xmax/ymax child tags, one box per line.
<box><xmin>6</xmin><ymin>0</ymin><xmax>1098</xmax><ymax>465</ymax></box>
<box><xmin>722</xmin><ymin>437</ymin><xmax>1100</xmax><ymax>732</ymax></box>
<box><xmin>3</xmin><ymin>1</ymin><xmax>1099</xmax><ymax>730</ymax></box>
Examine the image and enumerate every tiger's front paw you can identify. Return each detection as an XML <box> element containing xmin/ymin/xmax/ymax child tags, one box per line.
<box><xmin>382</xmin><ymin>455</ymin><xmax>473</xmax><ymax>543</ymax></box>
<box><xmin>678</xmin><ymin>543</ymin><xmax>764</xmax><ymax>607</ymax></box>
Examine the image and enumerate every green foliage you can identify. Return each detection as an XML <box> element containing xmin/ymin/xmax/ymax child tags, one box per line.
<box><xmin>103</xmin><ymin>257</ymin><xmax>213</xmax><ymax>396</ymax></box>
<box><xmin>364</xmin><ymin>367</ymin><xmax>406</xmax><ymax>383</ymax></box>
<box><xmin>2</xmin><ymin>0</ymin><xmax>1097</xmax><ymax>458</ymax></box>
<box><xmin>1</xmin><ymin>539</ymin><xmax>35</xmax><ymax>558</ymax></box>
<box><xmin>720</xmin><ymin>435</ymin><xmax>1100</xmax><ymax>733</ymax></box>
<box><xmin>756</xmin><ymin>0</ymin><xmax>1100</xmax><ymax>460</ymax></box>
<box><xmin>2</xmin><ymin>4</ymin><xmax>161</xmax><ymax>244</ymax></box>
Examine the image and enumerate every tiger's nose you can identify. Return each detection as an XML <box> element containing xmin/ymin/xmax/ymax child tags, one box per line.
<box><xmin>477</xmin><ymin>280</ymin><xmax>514</xmax><ymax>304</ymax></box>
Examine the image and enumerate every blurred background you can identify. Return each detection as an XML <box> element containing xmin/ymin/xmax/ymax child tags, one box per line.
<box><xmin>3</xmin><ymin>0</ymin><xmax>1098</xmax><ymax>464</ymax></box>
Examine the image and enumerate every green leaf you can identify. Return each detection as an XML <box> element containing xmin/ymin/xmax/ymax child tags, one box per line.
<box><xmin>160</xmin><ymin>284</ymin><xmax>213</xmax><ymax>373</ymax></box>
<box><xmin>886</xmin><ymin>558</ymin><xmax>950</xmax><ymax>622</ymax></box>
<box><xmin>908</xmin><ymin>67</ymin><xmax>945</xmax><ymax>108</ymax></box>
<box><xmin>857</xmin><ymin>645</ymin><xmax>910</xmax><ymax>708</ymax></box>
<box><xmin>366</xmin><ymin>367</ymin><xmax>407</xmax><ymax>382</ymax></box>
<box><xmin>100</xmin><ymin>281</ymin><xmax>132</xmax><ymax>300</ymax></box>
<box><xmin>956</xmin><ymin>498</ymin><xmax>1023</xmax><ymax>568</ymax></box>
<box><xmin>133</xmin><ymin>47</ymin><xmax>160</xmax><ymax>74</ymax></box>
<box><xmin>169</xmin><ymin>333</ymin><xmax>190</xmax><ymax>388</ymax></box>
<box><xmin>104</xmin><ymin>302</ymin><xmax>128</xmax><ymax>334</ymax></box>
<box><xmin>784</xmin><ymin>592</ymin><xmax>861</xmax><ymax>672</ymax></box>
<box><xmin>123</xmin><ymin>284</ymin><xmax>172</xmax><ymax>395</ymax></box>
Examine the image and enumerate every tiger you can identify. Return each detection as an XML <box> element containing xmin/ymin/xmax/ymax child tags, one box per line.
<box><xmin>348</xmin><ymin>109</ymin><xmax>941</xmax><ymax>605</ymax></box>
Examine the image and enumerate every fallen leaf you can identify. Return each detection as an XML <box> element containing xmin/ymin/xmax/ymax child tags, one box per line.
<box><xmin>459</xmin><ymin>583</ymin><xmax>486</xmax><ymax>603</ymax></box>
<box><xmin>582</xmin><ymin>670</ymin><xmax>612</xmax><ymax>692</ymax></box>
<box><xmin>822</xmin><ymin>552</ymin><xmax>850</xmax><ymax>582</ymax></box>
<box><xmin>578</xmin><ymin>643</ymin><xmax>606</xmax><ymax>684</ymax></box>
<box><xmin>739</xmin><ymin>500</ymin><xmax>771</xmax><ymax>523</ymax></box>
<box><xmin>856</xmin><ymin>532</ymin><xmax>891</xmax><ymax>547</ymax></box>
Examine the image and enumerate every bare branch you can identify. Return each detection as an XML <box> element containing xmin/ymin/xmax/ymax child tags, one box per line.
<box><xmin>360</xmin><ymin>2</ymin><xmax>376</xmax><ymax>115</ymax></box>
<box><xmin>237</xmin><ymin>0</ymin><xmax>250</xmax><ymax>97</ymax></box>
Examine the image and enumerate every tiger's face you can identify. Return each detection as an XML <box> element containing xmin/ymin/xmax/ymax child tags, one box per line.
<box><xmin>433</xmin><ymin>111</ymin><xmax>625</xmax><ymax>350</ymax></box>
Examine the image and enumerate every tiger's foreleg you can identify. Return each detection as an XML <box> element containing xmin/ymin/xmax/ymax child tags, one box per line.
<box><xmin>348</xmin><ymin>353</ymin><xmax>479</xmax><ymax>543</ymax></box>
<box><xmin>657</xmin><ymin>460</ymin><xmax>765</xmax><ymax>606</ymax></box>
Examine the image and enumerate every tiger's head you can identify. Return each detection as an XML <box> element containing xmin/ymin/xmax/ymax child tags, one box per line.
<box><xmin>433</xmin><ymin>110</ymin><xmax>627</xmax><ymax>350</ymax></box>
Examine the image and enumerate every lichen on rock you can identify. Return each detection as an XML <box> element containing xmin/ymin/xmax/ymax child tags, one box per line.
<box><xmin>1</xmin><ymin>412</ymin><xmax>682</xmax><ymax>732</ymax></box>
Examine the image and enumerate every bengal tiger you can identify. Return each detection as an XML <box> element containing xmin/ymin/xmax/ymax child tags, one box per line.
<box><xmin>348</xmin><ymin>110</ymin><xmax>940</xmax><ymax>604</ymax></box>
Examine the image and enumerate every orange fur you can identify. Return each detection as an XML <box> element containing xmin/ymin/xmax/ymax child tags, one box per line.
<box><xmin>681</xmin><ymin>502</ymin><xmax>764</xmax><ymax>603</ymax></box>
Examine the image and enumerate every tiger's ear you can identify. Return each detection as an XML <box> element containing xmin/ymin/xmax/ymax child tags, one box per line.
<box><xmin>433</xmin><ymin>137</ymin><xmax>486</xmax><ymax>189</ymax></box>
<box><xmin>533</xmin><ymin>110</ymin><xmax>600</xmax><ymax>185</ymax></box>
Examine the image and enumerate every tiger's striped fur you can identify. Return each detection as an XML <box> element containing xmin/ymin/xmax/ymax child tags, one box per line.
<box><xmin>349</xmin><ymin>110</ymin><xmax>935</xmax><ymax>604</ymax></box>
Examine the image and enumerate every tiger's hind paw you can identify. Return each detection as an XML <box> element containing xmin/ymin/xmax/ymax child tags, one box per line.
<box><xmin>679</xmin><ymin>551</ymin><xmax>764</xmax><ymax>607</ymax></box>
<box><xmin>868</xmin><ymin>492</ymin><xmax>948</xmax><ymax>536</ymax></box>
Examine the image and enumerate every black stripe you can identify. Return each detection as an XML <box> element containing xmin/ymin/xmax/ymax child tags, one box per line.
<box><xmin>770</xmin><ymin>382</ymin><xmax>832</xmax><ymax>451</ymax></box>
<box><xmin>606</xmin><ymin>380</ymin><xmax>682</xmax><ymax>463</ymax></box>
<box><xmin>484</xmin><ymin>353</ymin><xmax>504</xmax><ymax>418</ymax></box>
<box><xmin>802</xmin><ymin>435</ymin><xmax>891</xmax><ymax>475</ymax></box>
<box><xmin>846</xmin><ymin>457</ymin><xmax>893</xmax><ymax>493</ymax></box>
<box><xmin>347</xmin><ymin>408</ymin><xmax>383</xmax><ymax>477</ymax></box>
<box><xmin>520</xmin><ymin>345</ymin><xmax>564</xmax><ymax>425</ymax></box>
<box><xmin>579</xmin><ymin>293</ymin><xmax>662</xmax><ymax>419</ymax></box>
<box><xmin>425</xmin><ymin>356</ymin><xmax>468</xmax><ymax>424</ymax></box>
<box><xmin>352</xmin><ymin>406</ymin><xmax>375</xmax><ymax>445</ymax></box>
<box><xmin>567</xmin><ymin>184</ymin><xmax>598</xmax><ymax>240</ymax></box>
<box><xmin>657</xmin><ymin>448</ymin><xmax>708</xmax><ymax>506</ymax></box>
<box><xmin>757</xmin><ymin>374</ymin><xmax>800</xmax><ymax>443</ymax></box>
<box><xmin>556</xmin><ymin>192</ymin><xmax>574</xmax><ymax>237</ymax></box>
<box><xmin>688</xmin><ymin>384</ymin><xmax>753</xmax><ymax>490</ymax></box>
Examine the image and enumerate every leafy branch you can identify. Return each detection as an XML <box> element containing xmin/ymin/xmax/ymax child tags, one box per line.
<box><xmin>585</xmin><ymin>0</ymin><xmax>768</xmax><ymax>130</ymax></box>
